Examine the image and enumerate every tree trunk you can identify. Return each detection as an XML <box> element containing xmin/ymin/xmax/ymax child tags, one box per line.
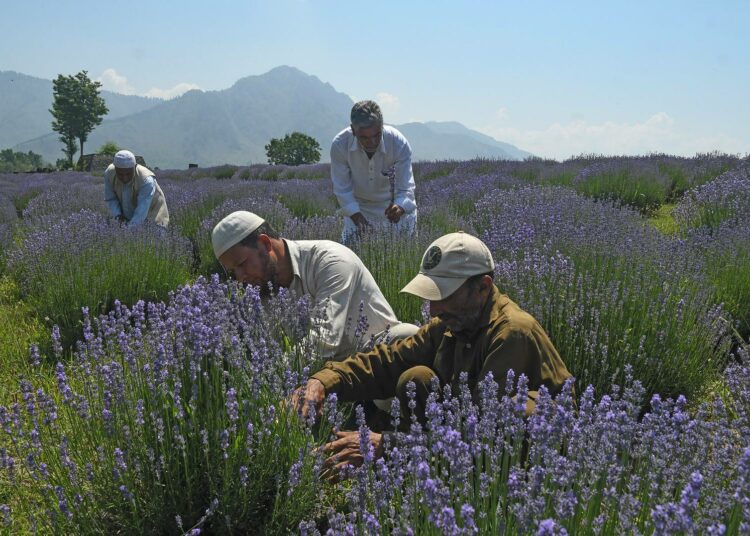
<box><xmin>78</xmin><ymin>138</ymin><xmax>85</xmax><ymax>170</ymax></box>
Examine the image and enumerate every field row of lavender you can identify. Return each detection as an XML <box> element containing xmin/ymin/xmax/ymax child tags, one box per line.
<box><xmin>0</xmin><ymin>153</ymin><xmax>749</xmax><ymax>534</ymax></box>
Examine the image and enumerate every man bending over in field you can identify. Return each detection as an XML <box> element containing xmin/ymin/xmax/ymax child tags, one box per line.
<box><xmin>212</xmin><ymin>211</ymin><xmax>418</xmax><ymax>362</ymax></box>
<box><xmin>104</xmin><ymin>150</ymin><xmax>169</xmax><ymax>227</ymax></box>
<box><xmin>295</xmin><ymin>232</ymin><xmax>572</xmax><ymax>474</ymax></box>
<box><xmin>330</xmin><ymin>100</ymin><xmax>417</xmax><ymax>243</ymax></box>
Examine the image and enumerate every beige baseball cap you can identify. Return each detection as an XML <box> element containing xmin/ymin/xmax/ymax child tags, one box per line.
<box><xmin>401</xmin><ymin>232</ymin><xmax>495</xmax><ymax>301</ymax></box>
<box><xmin>212</xmin><ymin>211</ymin><xmax>266</xmax><ymax>259</ymax></box>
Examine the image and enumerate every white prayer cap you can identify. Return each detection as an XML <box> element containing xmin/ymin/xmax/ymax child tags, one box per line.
<box><xmin>113</xmin><ymin>150</ymin><xmax>136</xmax><ymax>168</ymax></box>
<box><xmin>212</xmin><ymin>211</ymin><xmax>266</xmax><ymax>259</ymax></box>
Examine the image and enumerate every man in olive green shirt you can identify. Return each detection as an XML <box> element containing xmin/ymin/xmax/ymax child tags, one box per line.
<box><xmin>295</xmin><ymin>232</ymin><xmax>572</xmax><ymax>473</ymax></box>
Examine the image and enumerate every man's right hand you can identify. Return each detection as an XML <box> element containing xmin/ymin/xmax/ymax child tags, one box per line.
<box><xmin>291</xmin><ymin>378</ymin><xmax>326</xmax><ymax>420</ymax></box>
<box><xmin>350</xmin><ymin>212</ymin><xmax>370</xmax><ymax>232</ymax></box>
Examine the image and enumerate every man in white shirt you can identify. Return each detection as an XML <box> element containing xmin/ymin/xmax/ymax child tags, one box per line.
<box><xmin>103</xmin><ymin>150</ymin><xmax>169</xmax><ymax>227</ymax></box>
<box><xmin>212</xmin><ymin>210</ymin><xmax>417</xmax><ymax>360</ymax></box>
<box><xmin>330</xmin><ymin>100</ymin><xmax>417</xmax><ymax>242</ymax></box>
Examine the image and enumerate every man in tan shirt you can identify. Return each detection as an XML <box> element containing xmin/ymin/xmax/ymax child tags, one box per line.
<box><xmin>212</xmin><ymin>211</ymin><xmax>417</xmax><ymax>360</ymax></box>
<box><xmin>295</xmin><ymin>232</ymin><xmax>572</xmax><ymax>473</ymax></box>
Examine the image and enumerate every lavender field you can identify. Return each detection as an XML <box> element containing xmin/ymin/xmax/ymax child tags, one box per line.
<box><xmin>1</xmin><ymin>154</ymin><xmax>750</xmax><ymax>534</ymax></box>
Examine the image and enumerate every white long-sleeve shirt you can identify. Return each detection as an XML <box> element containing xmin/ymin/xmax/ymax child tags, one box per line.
<box><xmin>285</xmin><ymin>238</ymin><xmax>399</xmax><ymax>360</ymax></box>
<box><xmin>330</xmin><ymin>125</ymin><xmax>417</xmax><ymax>224</ymax></box>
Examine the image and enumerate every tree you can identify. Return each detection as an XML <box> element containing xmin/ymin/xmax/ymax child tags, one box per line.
<box><xmin>98</xmin><ymin>141</ymin><xmax>120</xmax><ymax>156</ymax></box>
<box><xmin>265</xmin><ymin>132</ymin><xmax>322</xmax><ymax>166</ymax></box>
<box><xmin>50</xmin><ymin>71</ymin><xmax>109</xmax><ymax>166</ymax></box>
<box><xmin>0</xmin><ymin>149</ymin><xmax>47</xmax><ymax>172</ymax></box>
<box><xmin>59</xmin><ymin>131</ymin><xmax>78</xmax><ymax>165</ymax></box>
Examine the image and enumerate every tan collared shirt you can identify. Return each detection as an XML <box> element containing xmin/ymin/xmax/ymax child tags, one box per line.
<box><xmin>312</xmin><ymin>286</ymin><xmax>572</xmax><ymax>407</ymax></box>
<box><xmin>285</xmin><ymin>239</ymin><xmax>399</xmax><ymax>360</ymax></box>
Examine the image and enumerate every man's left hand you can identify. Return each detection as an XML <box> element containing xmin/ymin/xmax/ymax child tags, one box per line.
<box><xmin>321</xmin><ymin>430</ymin><xmax>383</xmax><ymax>482</ymax></box>
<box><xmin>384</xmin><ymin>203</ymin><xmax>405</xmax><ymax>223</ymax></box>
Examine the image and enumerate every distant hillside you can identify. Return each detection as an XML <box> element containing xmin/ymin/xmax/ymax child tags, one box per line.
<box><xmin>0</xmin><ymin>71</ymin><xmax>161</xmax><ymax>150</ymax></box>
<box><xmin>398</xmin><ymin>122</ymin><xmax>531</xmax><ymax>161</ymax></box>
<box><xmin>6</xmin><ymin>66</ymin><xmax>531</xmax><ymax>167</ymax></box>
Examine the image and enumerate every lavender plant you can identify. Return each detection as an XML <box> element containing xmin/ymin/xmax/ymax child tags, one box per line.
<box><xmin>301</xmin><ymin>355</ymin><xmax>750</xmax><ymax>535</ymax></box>
<box><xmin>6</xmin><ymin>210</ymin><xmax>193</xmax><ymax>349</ymax></box>
<box><xmin>475</xmin><ymin>185</ymin><xmax>731</xmax><ymax>401</ymax></box>
<box><xmin>0</xmin><ymin>278</ymin><xmax>332</xmax><ymax>534</ymax></box>
<box><xmin>673</xmin><ymin>167</ymin><xmax>750</xmax><ymax>231</ymax></box>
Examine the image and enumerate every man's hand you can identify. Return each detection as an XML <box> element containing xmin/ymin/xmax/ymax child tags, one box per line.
<box><xmin>350</xmin><ymin>212</ymin><xmax>371</xmax><ymax>232</ymax></box>
<box><xmin>384</xmin><ymin>203</ymin><xmax>405</xmax><ymax>223</ymax></box>
<box><xmin>291</xmin><ymin>378</ymin><xmax>326</xmax><ymax>420</ymax></box>
<box><xmin>322</xmin><ymin>430</ymin><xmax>384</xmax><ymax>482</ymax></box>
<box><xmin>116</xmin><ymin>214</ymin><xmax>128</xmax><ymax>224</ymax></box>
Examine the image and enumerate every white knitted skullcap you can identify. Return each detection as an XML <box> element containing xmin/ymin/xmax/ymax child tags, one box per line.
<box><xmin>211</xmin><ymin>211</ymin><xmax>266</xmax><ymax>259</ymax></box>
<box><xmin>113</xmin><ymin>150</ymin><xmax>136</xmax><ymax>168</ymax></box>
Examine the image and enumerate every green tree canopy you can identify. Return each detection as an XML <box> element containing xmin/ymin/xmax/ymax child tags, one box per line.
<box><xmin>50</xmin><ymin>71</ymin><xmax>108</xmax><ymax>166</ymax></box>
<box><xmin>0</xmin><ymin>149</ymin><xmax>48</xmax><ymax>172</ymax></box>
<box><xmin>98</xmin><ymin>141</ymin><xmax>120</xmax><ymax>156</ymax></box>
<box><xmin>264</xmin><ymin>132</ymin><xmax>322</xmax><ymax>166</ymax></box>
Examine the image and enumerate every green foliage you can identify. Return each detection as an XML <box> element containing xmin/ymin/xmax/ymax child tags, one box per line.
<box><xmin>265</xmin><ymin>132</ymin><xmax>322</xmax><ymax>166</ymax></box>
<box><xmin>648</xmin><ymin>203</ymin><xmax>680</xmax><ymax>235</ymax></box>
<box><xmin>0</xmin><ymin>276</ymin><xmax>49</xmax><ymax>406</ymax></box>
<box><xmin>9</xmin><ymin>225</ymin><xmax>193</xmax><ymax>350</ymax></box>
<box><xmin>97</xmin><ymin>141</ymin><xmax>120</xmax><ymax>156</ymax></box>
<box><xmin>711</xmin><ymin>249</ymin><xmax>750</xmax><ymax>341</ymax></box>
<box><xmin>348</xmin><ymin>229</ymin><xmax>432</xmax><ymax>324</ymax></box>
<box><xmin>2</xmin><ymin>284</ymin><xmax>327</xmax><ymax>534</ymax></box>
<box><xmin>50</xmin><ymin>71</ymin><xmax>109</xmax><ymax>165</ymax></box>
<box><xmin>0</xmin><ymin>149</ymin><xmax>48</xmax><ymax>172</ymax></box>
<box><xmin>574</xmin><ymin>168</ymin><xmax>668</xmax><ymax>214</ymax></box>
<box><xmin>213</xmin><ymin>165</ymin><xmax>238</xmax><ymax>180</ymax></box>
<box><xmin>55</xmin><ymin>158</ymin><xmax>75</xmax><ymax>170</ymax></box>
<box><xmin>496</xmin><ymin>248</ymin><xmax>729</xmax><ymax>403</ymax></box>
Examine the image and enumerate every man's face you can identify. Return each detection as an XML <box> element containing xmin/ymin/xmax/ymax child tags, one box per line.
<box><xmin>352</xmin><ymin>124</ymin><xmax>382</xmax><ymax>153</ymax></box>
<box><xmin>218</xmin><ymin>241</ymin><xmax>279</xmax><ymax>297</ymax></box>
<box><xmin>115</xmin><ymin>166</ymin><xmax>135</xmax><ymax>184</ymax></box>
<box><xmin>428</xmin><ymin>279</ymin><xmax>486</xmax><ymax>334</ymax></box>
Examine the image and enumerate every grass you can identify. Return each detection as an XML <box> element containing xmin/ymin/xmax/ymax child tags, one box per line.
<box><xmin>0</xmin><ymin>276</ymin><xmax>49</xmax><ymax>405</ymax></box>
<box><xmin>574</xmin><ymin>168</ymin><xmax>668</xmax><ymax>214</ymax></box>
<box><xmin>648</xmin><ymin>203</ymin><xmax>680</xmax><ymax>235</ymax></box>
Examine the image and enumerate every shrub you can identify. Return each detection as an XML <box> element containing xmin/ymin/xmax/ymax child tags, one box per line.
<box><xmin>6</xmin><ymin>210</ymin><xmax>193</xmax><ymax>349</ymax></box>
<box><xmin>265</xmin><ymin>132</ymin><xmax>322</xmax><ymax>166</ymax></box>
<box><xmin>475</xmin><ymin>186</ymin><xmax>731</xmax><ymax>402</ymax></box>
<box><xmin>0</xmin><ymin>279</ymin><xmax>330</xmax><ymax>533</ymax></box>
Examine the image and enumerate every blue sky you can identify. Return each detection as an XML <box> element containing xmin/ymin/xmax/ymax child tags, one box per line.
<box><xmin>2</xmin><ymin>0</ymin><xmax>748</xmax><ymax>159</ymax></box>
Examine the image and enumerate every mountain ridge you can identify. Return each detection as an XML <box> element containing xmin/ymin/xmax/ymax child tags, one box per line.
<box><xmin>3</xmin><ymin>66</ymin><xmax>532</xmax><ymax>167</ymax></box>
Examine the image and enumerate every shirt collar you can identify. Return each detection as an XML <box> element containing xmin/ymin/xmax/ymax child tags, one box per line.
<box><xmin>283</xmin><ymin>238</ymin><xmax>302</xmax><ymax>279</ymax></box>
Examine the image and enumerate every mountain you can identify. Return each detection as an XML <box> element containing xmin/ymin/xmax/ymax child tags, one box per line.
<box><xmin>0</xmin><ymin>71</ymin><xmax>162</xmax><ymax>151</ymax></box>
<box><xmin>6</xmin><ymin>66</ymin><xmax>531</xmax><ymax>167</ymax></box>
<box><xmin>397</xmin><ymin>122</ymin><xmax>531</xmax><ymax>161</ymax></box>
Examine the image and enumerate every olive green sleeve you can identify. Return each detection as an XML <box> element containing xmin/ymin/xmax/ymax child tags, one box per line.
<box><xmin>312</xmin><ymin>321</ymin><xmax>442</xmax><ymax>401</ymax></box>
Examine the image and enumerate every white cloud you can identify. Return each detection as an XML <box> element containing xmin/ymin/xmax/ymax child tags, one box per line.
<box><xmin>98</xmin><ymin>68</ymin><xmax>136</xmax><ymax>95</ymax></box>
<box><xmin>376</xmin><ymin>92</ymin><xmax>400</xmax><ymax>114</ymax></box>
<box><xmin>97</xmin><ymin>68</ymin><xmax>199</xmax><ymax>100</ymax></box>
<box><xmin>144</xmin><ymin>82</ymin><xmax>201</xmax><ymax>100</ymax></box>
<box><xmin>496</xmin><ymin>107</ymin><xmax>508</xmax><ymax>120</ymax></box>
<box><xmin>478</xmin><ymin>112</ymin><xmax>748</xmax><ymax>159</ymax></box>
